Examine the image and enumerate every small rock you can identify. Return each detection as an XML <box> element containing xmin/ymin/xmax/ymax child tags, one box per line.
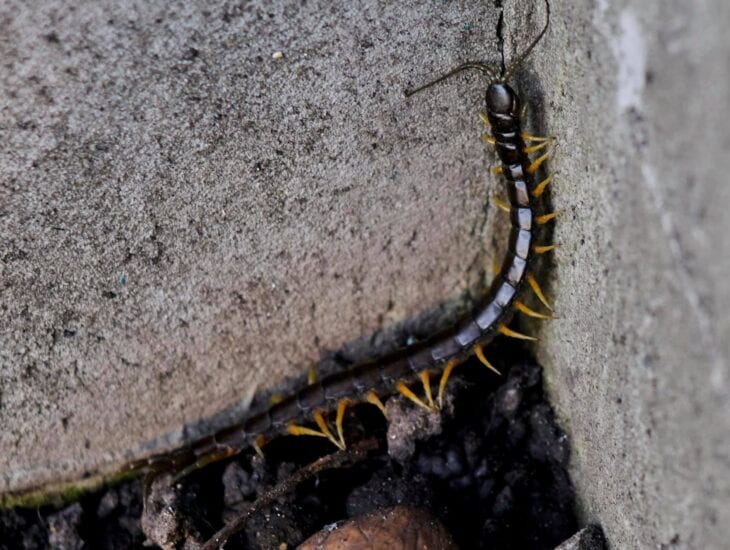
<box><xmin>47</xmin><ymin>503</ymin><xmax>83</xmax><ymax>550</ymax></box>
<box><xmin>140</xmin><ymin>474</ymin><xmax>205</xmax><ymax>550</ymax></box>
<box><xmin>298</xmin><ymin>505</ymin><xmax>457</xmax><ymax>550</ymax></box>
<box><xmin>554</xmin><ymin>525</ymin><xmax>607</xmax><ymax>550</ymax></box>
<box><xmin>386</xmin><ymin>394</ymin><xmax>448</xmax><ymax>462</ymax></box>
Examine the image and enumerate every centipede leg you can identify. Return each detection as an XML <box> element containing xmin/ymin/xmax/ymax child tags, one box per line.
<box><xmin>396</xmin><ymin>380</ymin><xmax>435</xmax><ymax>412</ymax></box>
<box><xmin>491</xmin><ymin>255</ymin><xmax>501</xmax><ymax>278</ymax></box>
<box><xmin>419</xmin><ymin>371</ymin><xmax>435</xmax><ymax>410</ymax></box>
<box><xmin>474</xmin><ymin>344</ymin><xmax>501</xmax><ymax>375</ymax></box>
<box><xmin>514</xmin><ymin>300</ymin><xmax>552</xmax><ymax>320</ymax></box>
<box><xmin>308</xmin><ymin>364</ymin><xmax>317</xmax><ymax>385</ymax></box>
<box><xmin>287</xmin><ymin>409</ymin><xmax>345</xmax><ymax>450</ymax></box>
<box><xmin>492</xmin><ymin>196</ymin><xmax>510</xmax><ymax>212</ymax></box>
<box><xmin>437</xmin><ymin>360</ymin><xmax>459</xmax><ymax>409</ymax></box>
<box><xmin>335</xmin><ymin>399</ymin><xmax>350</xmax><ymax>450</ymax></box>
<box><xmin>253</xmin><ymin>435</ymin><xmax>267</xmax><ymax>459</ymax></box>
<box><xmin>365</xmin><ymin>390</ymin><xmax>387</xmax><ymax>417</ymax></box>
<box><xmin>173</xmin><ymin>446</ymin><xmax>238</xmax><ymax>482</ymax></box>
<box><xmin>521</xmin><ymin>132</ymin><xmax>553</xmax><ymax>143</ymax></box>
<box><xmin>527</xmin><ymin>274</ymin><xmax>553</xmax><ymax>311</ymax></box>
<box><xmin>532</xmin><ymin>174</ymin><xmax>554</xmax><ymax>198</ymax></box>
<box><xmin>533</xmin><ymin>243</ymin><xmax>558</xmax><ymax>254</ymax></box>
<box><xmin>536</xmin><ymin>210</ymin><xmax>561</xmax><ymax>224</ymax></box>
<box><xmin>498</xmin><ymin>324</ymin><xmax>538</xmax><ymax>341</ymax></box>
<box><xmin>527</xmin><ymin>150</ymin><xmax>551</xmax><ymax>174</ymax></box>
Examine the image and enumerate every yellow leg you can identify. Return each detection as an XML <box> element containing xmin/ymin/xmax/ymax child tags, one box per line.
<box><xmin>527</xmin><ymin>274</ymin><xmax>553</xmax><ymax>311</ymax></box>
<box><xmin>287</xmin><ymin>409</ymin><xmax>344</xmax><ymax>450</ymax></box>
<box><xmin>523</xmin><ymin>141</ymin><xmax>550</xmax><ymax>154</ymax></box>
<box><xmin>253</xmin><ymin>435</ymin><xmax>267</xmax><ymax>459</ymax></box>
<box><xmin>514</xmin><ymin>300</ymin><xmax>552</xmax><ymax>320</ymax></box>
<box><xmin>481</xmin><ymin>134</ymin><xmax>496</xmax><ymax>146</ymax></box>
<box><xmin>491</xmin><ymin>255</ymin><xmax>501</xmax><ymax>278</ymax></box>
<box><xmin>533</xmin><ymin>243</ymin><xmax>558</xmax><ymax>254</ymax></box>
<box><xmin>437</xmin><ymin>360</ymin><xmax>459</xmax><ymax>409</ymax></box>
<box><xmin>478</xmin><ymin>112</ymin><xmax>490</xmax><ymax>127</ymax></box>
<box><xmin>419</xmin><ymin>371</ymin><xmax>435</xmax><ymax>410</ymax></box>
<box><xmin>521</xmin><ymin>132</ymin><xmax>553</xmax><ymax>143</ymax></box>
<box><xmin>313</xmin><ymin>409</ymin><xmax>344</xmax><ymax>450</ymax></box>
<box><xmin>308</xmin><ymin>365</ymin><xmax>317</xmax><ymax>385</ymax></box>
<box><xmin>536</xmin><ymin>211</ymin><xmax>561</xmax><ymax>224</ymax></box>
<box><xmin>335</xmin><ymin>399</ymin><xmax>350</xmax><ymax>450</ymax></box>
<box><xmin>492</xmin><ymin>165</ymin><xmax>504</xmax><ymax>175</ymax></box>
<box><xmin>174</xmin><ymin>446</ymin><xmax>237</xmax><ymax>482</ymax></box>
<box><xmin>270</xmin><ymin>393</ymin><xmax>283</xmax><ymax>405</ymax></box>
<box><xmin>396</xmin><ymin>380</ymin><xmax>434</xmax><ymax>412</ymax></box>
<box><xmin>499</xmin><ymin>325</ymin><xmax>538</xmax><ymax>341</ymax></box>
<box><xmin>492</xmin><ymin>196</ymin><xmax>510</xmax><ymax>212</ymax></box>
<box><xmin>527</xmin><ymin>151</ymin><xmax>551</xmax><ymax>175</ymax></box>
<box><xmin>532</xmin><ymin>174</ymin><xmax>554</xmax><ymax>198</ymax></box>
<box><xmin>287</xmin><ymin>422</ymin><xmax>330</xmax><ymax>440</ymax></box>
<box><xmin>474</xmin><ymin>343</ymin><xmax>502</xmax><ymax>375</ymax></box>
<box><xmin>365</xmin><ymin>390</ymin><xmax>387</xmax><ymax>417</ymax></box>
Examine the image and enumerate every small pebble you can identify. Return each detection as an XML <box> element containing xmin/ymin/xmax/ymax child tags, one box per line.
<box><xmin>298</xmin><ymin>505</ymin><xmax>457</xmax><ymax>550</ymax></box>
<box><xmin>554</xmin><ymin>525</ymin><xmax>607</xmax><ymax>550</ymax></box>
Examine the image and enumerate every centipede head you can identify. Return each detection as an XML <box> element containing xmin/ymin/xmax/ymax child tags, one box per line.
<box><xmin>404</xmin><ymin>0</ymin><xmax>550</xmax><ymax>107</ymax></box>
<box><xmin>486</xmin><ymin>82</ymin><xmax>520</xmax><ymax>116</ymax></box>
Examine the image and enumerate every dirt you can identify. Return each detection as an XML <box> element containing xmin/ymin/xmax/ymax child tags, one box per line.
<box><xmin>0</xmin><ymin>344</ymin><xmax>584</xmax><ymax>549</ymax></box>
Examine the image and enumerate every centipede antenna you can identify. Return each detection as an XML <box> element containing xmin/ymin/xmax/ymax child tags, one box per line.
<box><xmin>404</xmin><ymin>62</ymin><xmax>499</xmax><ymax>97</ymax></box>
<box><xmin>503</xmin><ymin>0</ymin><xmax>551</xmax><ymax>81</ymax></box>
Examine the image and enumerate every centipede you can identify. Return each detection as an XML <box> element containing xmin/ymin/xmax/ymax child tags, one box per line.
<box><xmin>127</xmin><ymin>0</ymin><xmax>557</xmax><ymax>481</ymax></box>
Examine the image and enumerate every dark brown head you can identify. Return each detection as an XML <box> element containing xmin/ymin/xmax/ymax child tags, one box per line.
<box><xmin>486</xmin><ymin>82</ymin><xmax>520</xmax><ymax>116</ymax></box>
<box><xmin>403</xmin><ymin>0</ymin><xmax>549</xmax><ymax>111</ymax></box>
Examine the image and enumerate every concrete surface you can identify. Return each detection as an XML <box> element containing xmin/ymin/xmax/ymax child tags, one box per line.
<box><xmin>518</xmin><ymin>0</ymin><xmax>730</xmax><ymax>548</ymax></box>
<box><xmin>0</xmin><ymin>0</ymin><xmax>501</xmax><ymax>495</ymax></box>
<box><xmin>1</xmin><ymin>0</ymin><xmax>729</xmax><ymax>549</ymax></box>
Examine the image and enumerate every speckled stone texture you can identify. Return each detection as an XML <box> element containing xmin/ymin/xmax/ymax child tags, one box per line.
<box><xmin>0</xmin><ymin>1</ymin><xmax>501</xmax><ymax>494</ymax></box>
<box><xmin>2</xmin><ymin>1</ymin><xmax>729</xmax><ymax>549</ymax></box>
<box><xmin>518</xmin><ymin>1</ymin><xmax>730</xmax><ymax>549</ymax></box>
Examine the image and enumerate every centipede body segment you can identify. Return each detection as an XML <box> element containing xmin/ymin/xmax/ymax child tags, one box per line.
<box><xmin>129</xmin><ymin>0</ymin><xmax>557</xmax><ymax>478</ymax></box>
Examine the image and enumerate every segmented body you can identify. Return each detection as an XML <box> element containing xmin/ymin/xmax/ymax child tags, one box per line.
<box><xmin>130</xmin><ymin>2</ymin><xmax>554</xmax><ymax>477</ymax></box>
<box><xmin>129</xmin><ymin>87</ymin><xmax>553</xmax><ymax>476</ymax></box>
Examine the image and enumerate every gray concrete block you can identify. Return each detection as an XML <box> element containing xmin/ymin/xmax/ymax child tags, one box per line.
<box><xmin>2</xmin><ymin>1</ymin><xmax>729</xmax><ymax>549</ymax></box>
<box><xmin>524</xmin><ymin>0</ymin><xmax>730</xmax><ymax>548</ymax></box>
<box><xmin>0</xmin><ymin>1</ymin><xmax>500</xmax><ymax>496</ymax></box>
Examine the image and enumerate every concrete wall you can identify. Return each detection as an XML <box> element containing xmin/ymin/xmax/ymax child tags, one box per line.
<box><xmin>532</xmin><ymin>1</ymin><xmax>730</xmax><ymax>548</ymax></box>
<box><xmin>1</xmin><ymin>0</ymin><xmax>728</xmax><ymax>547</ymax></box>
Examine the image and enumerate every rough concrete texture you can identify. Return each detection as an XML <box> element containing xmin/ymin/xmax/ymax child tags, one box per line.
<box><xmin>1</xmin><ymin>0</ymin><xmax>728</xmax><ymax>549</ymax></box>
<box><xmin>1</xmin><ymin>1</ymin><xmax>502</xmax><ymax>494</ymax></box>
<box><xmin>515</xmin><ymin>0</ymin><xmax>730</xmax><ymax>548</ymax></box>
